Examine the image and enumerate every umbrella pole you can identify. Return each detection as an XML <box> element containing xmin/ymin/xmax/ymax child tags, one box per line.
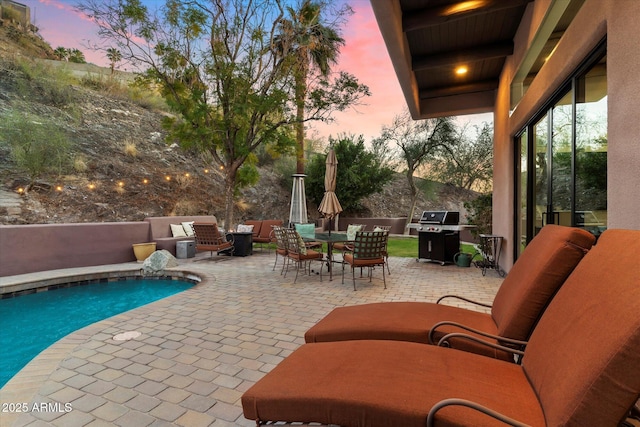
<box><xmin>328</xmin><ymin>217</ymin><xmax>331</xmax><ymax>235</ymax></box>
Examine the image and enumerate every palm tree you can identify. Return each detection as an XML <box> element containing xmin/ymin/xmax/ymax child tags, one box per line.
<box><xmin>106</xmin><ymin>48</ymin><xmax>122</xmax><ymax>75</ymax></box>
<box><xmin>276</xmin><ymin>1</ymin><xmax>345</xmax><ymax>174</ymax></box>
<box><xmin>53</xmin><ymin>46</ymin><xmax>68</xmax><ymax>61</ymax></box>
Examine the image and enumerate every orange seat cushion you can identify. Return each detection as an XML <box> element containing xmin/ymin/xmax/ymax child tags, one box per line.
<box><xmin>305</xmin><ymin>225</ymin><xmax>595</xmax><ymax>360</ymax></box>
<box><xmin>242</xmin><ymin>340</ymin><xmax>545</xmax><ymax>427</ymax></box>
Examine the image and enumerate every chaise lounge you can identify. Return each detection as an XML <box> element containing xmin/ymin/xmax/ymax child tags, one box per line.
<box><xmin>241</xmin><ymin>228</ymin><xmax>640</xmax><ymax>426</ymax></box>
<box><xmin>304</xmin><ymin>224</ymin><xmax>595</xmax><ymax>360</ymax></box>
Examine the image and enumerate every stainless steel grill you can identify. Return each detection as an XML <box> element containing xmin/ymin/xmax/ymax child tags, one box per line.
<box><xmin>412</xmin><ymin>211</ymin><xmax>461</xmax><ymax>265</ymax></box>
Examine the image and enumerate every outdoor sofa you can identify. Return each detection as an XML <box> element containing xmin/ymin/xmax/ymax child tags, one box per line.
<box><xmin>144</xmin><ymin>215</ymin><xmax>217</xmax><ymax>255</ymax></box>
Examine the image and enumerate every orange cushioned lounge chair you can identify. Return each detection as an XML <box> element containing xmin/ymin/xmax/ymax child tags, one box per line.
<box><xmin>305</xmin><ymin>224</ymin><xmax>595</xmax><ymax>360</ymax></box>
<box><xmin>192</xmin><ymin>222</ymin><xmax>234</xmax><ymax>258</ymax></box>
<box><xmin>241</xmin><ymin>229</ymin><xmax>640</xmax><ymax>427</ymax></box>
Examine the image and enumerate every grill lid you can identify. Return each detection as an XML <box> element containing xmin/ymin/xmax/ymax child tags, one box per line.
<box><xmin>419</xmin><ymin>211</ymin><xmax>459</xmax><ymax>225</ymax></box>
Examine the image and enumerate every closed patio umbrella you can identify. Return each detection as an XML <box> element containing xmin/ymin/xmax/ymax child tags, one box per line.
<box><xmin>318</xmin><ymin>148</ymin><xmax>343</xmax><ymax>234</ymax></box>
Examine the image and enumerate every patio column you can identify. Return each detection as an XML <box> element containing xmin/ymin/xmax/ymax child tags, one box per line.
<box><xmin>289</xmin><ymin>173</ymin><xmax>308</xmax><ymax>225</ymax></box>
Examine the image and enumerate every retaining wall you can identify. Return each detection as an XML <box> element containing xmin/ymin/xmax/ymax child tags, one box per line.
<box><xmin>0</xmin><ymin>222</ymin><xmax>150</xmax><ymax>277</ymax></box>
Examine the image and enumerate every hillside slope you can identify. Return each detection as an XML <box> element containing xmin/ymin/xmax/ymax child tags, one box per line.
<box><xmin>0</xmin><ymin>22</ymin><xmax>478</xmax><ymax>226</ymax></box>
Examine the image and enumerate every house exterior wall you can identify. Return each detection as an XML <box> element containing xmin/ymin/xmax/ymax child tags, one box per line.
<box><xmin>493</xmin><ymin>0</ymin><xmax>640</xmax><ymax>270</ymax></box>
<box><xmin>0</xmin><ymin>0</ymin><xmax>30</xmax><ymax>25</ymax></box>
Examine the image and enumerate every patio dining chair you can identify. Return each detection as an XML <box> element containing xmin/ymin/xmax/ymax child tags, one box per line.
<box><xmin>305</xmin><ymin>225</ymin><xmax>596</xmax><ymax>361</ymax></box>
<box><xmin>192</xmin><ymin>222</ymin><xmax>234</xmax><ymax>258</ymax></box>
<box><xmin>271</xmin><ymin>225</ymin><xmax>288</xmax><ymax>274</ymax></box>
<box><xmin>241</xmin><ymin>228</ymin><xmax>640</xmax><ymax>427</ymax></box>
<box><xmin>342</xmin><ymin>230</ymin><xmax>389</xmax><ymax>291</ymax></box>
<box><xmin>283</xmin><ymin>228</ymin><xmax>324</xmax><ymax>283</ymax></box>
<box><xmin>373</xmin><ymin>224</ymin><xmax>392</xmax><ymax>274</ymax></box>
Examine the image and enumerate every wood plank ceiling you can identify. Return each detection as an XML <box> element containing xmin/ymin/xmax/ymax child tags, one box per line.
<box><xmin>372</xmin><ymin>0</ymin><xmax>533</xmax><ymax>118</ymax></box>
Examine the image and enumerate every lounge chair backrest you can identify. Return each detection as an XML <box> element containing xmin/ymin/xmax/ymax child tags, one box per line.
<box><xmin>491</xmin><ymin>225</ymin><xmax>595</xmax><ymax>340</ymax></box>
<box><xmin>192</xmin><ymin>222</ymin><xmax>224</xmax><ymax>245</ymax></box>
<box><xmin>259</xmin><ymin>220</ymin><xmax>283</xmax><ymax>240</ymax></box>
<box><xmin>522</xmin><ymin>229</ymin><xmax>640</xmax><ymax>425</ymax></box>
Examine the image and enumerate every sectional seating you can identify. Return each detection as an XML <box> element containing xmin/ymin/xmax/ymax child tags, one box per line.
<box><xmin>247</xmin><ymin>219</ymin><xmax>283</xmax><ymax>248</ymax></box>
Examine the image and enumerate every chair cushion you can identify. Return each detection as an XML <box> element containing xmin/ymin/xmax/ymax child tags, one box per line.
<box><xmin>170</xmin><ymin>223</ymin><xmax>187</xmax><ymax>237</ymax></box>
<box><xmin>523</xmin><ymin>229</ymin><xmax>640</xmax><ymax>426</ymax></box>
<box><xmin>237</xmin><ymin>224</ymin><xmax>254</xmax><ymax>233</ymax></box>
<box><xmin>181</xmin><ymin>221</ymin><xmax>195</xmax><ymax>236</ymax></box>
<box><xmin>343</xmin><ymin>253</ymin><xmax>383</xmax><ymax>267</ymax></box>
<box><xmin>241</xmin><ymin>340</ymin><xmax>545</xmax><ymax>427</ymax></box>
<box><xmin>491</xmin><ymin>225</ymin><xmax>595</xmax><ymax>340</ymax></box>
<box><xmin>294</xmin><ymin>223</ymin><xmax>316</xmax><ymax>240</ymax></box>
<box><xmin>296</xmin><ymin>233</ymin><xmax>307</xmax><ymax>255</ymax></box>
<box><xmin>346</xmin><ymin>224</ymin><xmax>363</xmax><ymax>240</ymax></box>
<box><xmin>304</xmin><ymin>302</ymin><xmax>508</xmax><ymax>359</ymax></box>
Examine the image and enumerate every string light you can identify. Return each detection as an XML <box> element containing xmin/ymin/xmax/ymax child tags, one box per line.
<box><xmin>17</xmin><ymin>188</ymin><xmax>24</xmax><ymax>194</ymax></box>
<box><xmin>30</xmin><ymin>167</ymin><xmax>224</xmax><ymax>197</ymax></box>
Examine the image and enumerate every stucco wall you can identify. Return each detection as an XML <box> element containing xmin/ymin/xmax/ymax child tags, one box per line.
<box><xmin>0</xmin><ymin>222</ymin><xmax>150</xmax><ymax>277</ymax></box>
<box><xmin>604</xmin><ymin>0</ymin><xmax>640</xmax><ymax>229</ymax></box>
<box><xmin>493</xmin><ymin>0</ymin><xmax>640</xmax><ymax>270</ymax></box>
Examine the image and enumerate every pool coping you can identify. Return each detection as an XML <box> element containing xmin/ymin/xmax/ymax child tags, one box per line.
<box><xmin>0</xmin><ymin>264</ymin><xmax>202</xmax><ymax>297</ymax></box>
<box><xmin>0</xmin><ymin>264</ymin><xmax>205</xmax><ymax>426</ymax></box>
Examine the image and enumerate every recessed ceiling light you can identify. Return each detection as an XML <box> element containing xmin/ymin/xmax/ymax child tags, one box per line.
<box><xmin>444</xmin><ymin>1</ymin><xmax>486</xmax><ymax>16</ymax></box>
<box><xmin>455</xmin><ymin>66</ymin><xmax>468</xmax><ymax>75</ymax></box>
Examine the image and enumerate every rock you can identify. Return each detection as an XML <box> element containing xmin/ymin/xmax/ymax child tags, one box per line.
<box><xmin>142</xmin><ymin>250</ymin><xmax>178</xmax><ymax>276</ymax></box>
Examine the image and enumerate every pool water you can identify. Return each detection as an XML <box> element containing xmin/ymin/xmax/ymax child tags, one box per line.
<box><xmin>0</xmin><ymin>278</ymin><xmax>194</xmax><ymax>388</ymax></box>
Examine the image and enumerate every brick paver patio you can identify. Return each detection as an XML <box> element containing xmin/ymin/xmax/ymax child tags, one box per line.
<box><xmin>0</xmin><ymin>250</ymin><xmax>503</xmax><ymax>426</ymax></box>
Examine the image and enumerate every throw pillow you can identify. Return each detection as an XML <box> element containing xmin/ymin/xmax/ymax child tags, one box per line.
<box><xmin>346</xmin><ymin>224</ymin><xmax>363</xmax><ymax>241</ymax></box>
<box><xmin>296</xmin><ymin>232</ymin><xmax>307</xmax><ymax>255</ymax></box>
<box><xmin>373</xmin><ymin>226</ymin><xmax>385</xmax><ymax>232</ymax></box>
<box><xmin>237</xmin><ymin>224</ymin><xmax>254</xmax><ymax>233</ymax></box>
<box><xmin>181</xmin><ymin>221</ymin><xmax>195</xmax><ymax>236</ymax></box>
<box><xmin>171</xmin><ymin>224</ymin><xmax>187</xmax><ymax>237</ymax></box>
<box><xmin>294</xmin><ymin>223</ymin><xmax>316</xmax><ymax>240</ymax></box>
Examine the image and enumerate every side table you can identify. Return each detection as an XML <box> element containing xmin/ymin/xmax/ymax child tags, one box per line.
<box><xmin>230</xmin><ymin>231</ymin><xmax>253</xmax><ymax>256</ymax></box>
<box><xmin>477</xmin><ymin>234</ymin><xmax>505</xmax><ymax>277</ymax></box>
<box><xmin>176</xmin><ymin>240</ymin><xmax>196</xmax><ymax>259</ymax></box>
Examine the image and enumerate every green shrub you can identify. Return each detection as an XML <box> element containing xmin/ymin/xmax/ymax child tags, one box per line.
<box><xmin>464</xmin><ymin>193</ymin><xmax>493</xmax><ymax>238</ymax></box>
<box><xmin>0</xmin><ymin>112</ymin><xmax>73</xmax><ymax>182</ymax></box>
<box><xmin>15</xmin><ymin>58</ymin><xmax>76</xmax><ymax>106</ymax></box>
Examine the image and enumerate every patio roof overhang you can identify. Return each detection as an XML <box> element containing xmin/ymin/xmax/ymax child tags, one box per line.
<box><xmin>370</xmin><ymin>0</ymin><xmax>533</xmax><ymax>119</ymax></box>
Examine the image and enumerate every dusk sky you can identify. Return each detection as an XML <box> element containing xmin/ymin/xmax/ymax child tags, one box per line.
<box><xmin>31</xmin><ymin>0</ymin><xmax>491</xmax><ymax>143</ymax></box>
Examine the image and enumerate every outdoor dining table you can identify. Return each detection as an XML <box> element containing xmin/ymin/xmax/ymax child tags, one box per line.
<box><xmin>305</xmin><ymin>232</ymin><xmax>349</xmax><ymax>281</ymax></box>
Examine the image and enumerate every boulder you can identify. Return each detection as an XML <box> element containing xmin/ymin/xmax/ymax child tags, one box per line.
<box><xmin>142</xmin><ymin>249</ymin><xmax>178</xmax><ymax>275</ymax></box>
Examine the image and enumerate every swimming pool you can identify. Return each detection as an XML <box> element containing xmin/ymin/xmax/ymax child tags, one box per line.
<box><xmin>0</xmin><ymin>277</ymin><xmax>195</xmax><ymax>388</ymax></box>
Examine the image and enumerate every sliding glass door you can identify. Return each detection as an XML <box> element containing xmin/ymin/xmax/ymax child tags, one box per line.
<box><xmin>516</xmin><ymin>45</ymin><xmax>606</xmax><ymax>256</ymax></box>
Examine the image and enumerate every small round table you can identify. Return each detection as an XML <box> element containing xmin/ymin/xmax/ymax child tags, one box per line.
<box><xmin>477</xmin><ymin>234</ymin><xmax>505</xmax><ymax>277</ymax></box>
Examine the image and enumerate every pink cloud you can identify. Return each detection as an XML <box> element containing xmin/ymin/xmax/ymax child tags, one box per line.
<box><xmin>309</xmin><ymin>2</ymin><xmax>405</xmax><ymax>142</ymax></box>
<box><xmin>33</xmin><ymin>0</ymin><xmax>408</xmax><ymax>141</ymax></box>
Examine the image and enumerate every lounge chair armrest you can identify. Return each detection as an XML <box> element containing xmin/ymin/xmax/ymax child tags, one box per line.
<box><xmin>436</xmin><ymin>294</ymin><xmax>492</xmax><ymax>308</ymax></box>
<box><xmin>428</xmin><ymin>321</ymin><xmax>528</xmax><ymax>348</ymax></box>
<box><xmin>437</xmin><ymin>333</ymin><xmax>525</xmax><ymax>358</ymax></box>
<box><xmin>427</xmin><ymin>398</ymin><xmax>530</xmax><ymax>427</ymax></box>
